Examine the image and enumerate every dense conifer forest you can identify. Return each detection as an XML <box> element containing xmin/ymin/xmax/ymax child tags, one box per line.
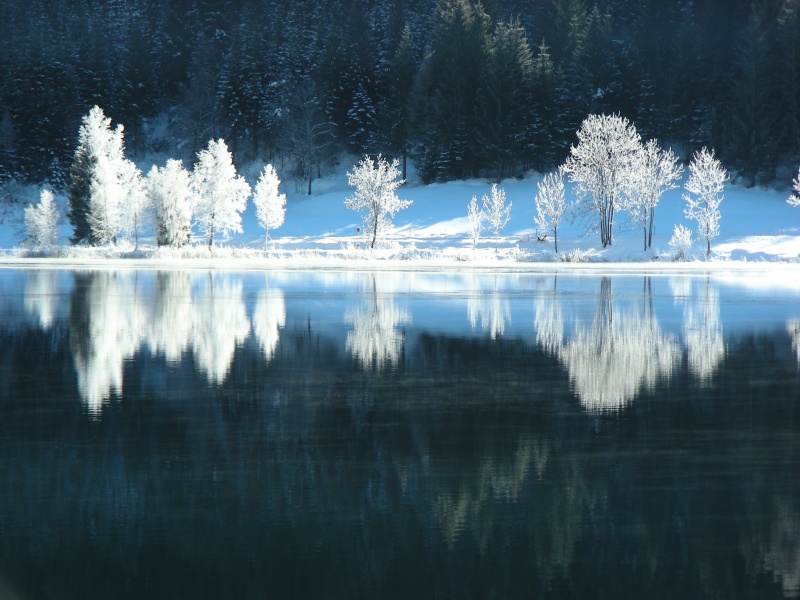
<box><xmin>1</xmin><ymin>0</ymin><xmax>796</xmax><ymax>188</ymax></box>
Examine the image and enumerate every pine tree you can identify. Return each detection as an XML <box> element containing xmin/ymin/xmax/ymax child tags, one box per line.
<box><xmin>191</xmin><ymin>139</ymin><xmax>251</xmax><ymax>250</ymax></box>
<box><xmin>148</xmin><ymin>159</ymin><xmax>194</xmax><ymax>249</ymax></box>
<box><xmin>24</xmin><ymin>188</ymin><xmax>60</xmax><ymax>250</ymax></box>
<box><xmin>477</xmin><ymin>18</ymin><xmax>535</xmax><ymax>180</ymax></box>
<box><xmin>67</xmin><ymin>106</ymin><xmax>133</xmax><ymax>246</ymax></box>
<box><xmin>726</xmin><ymin>6</ymin><xmax>780</xmax><ymax>186</ymax></box>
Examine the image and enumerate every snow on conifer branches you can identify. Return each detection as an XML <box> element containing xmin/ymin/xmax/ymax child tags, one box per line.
<box><xmin>24</xmin><ymin>189</ymin><xmax>60</xmax><ymax>250</ymax></box>
<box><xmin>345</xmin><ymin>155</ymin><xmax>411</xmax><ymax>249</ymax></box>
<box><xmin>683</xmin><ymin>147</ymin><xmax>727</xmax><ymax>256</ymax></box>
<box><xmin>68</xmin><ymin>105</ymin><xmax>144</xmax><ymax>246</ymax></box>
<box><xmin>788</xmin><ymin>166</ymin><xmax>800</xmax><ymax>207</ymax></box>
<box><xmin>191</xmin><ymin>139</ymin><xmax>251</xmax><ymax>250</ymax></box>
<box><xmin>148</xmin><ymin>159</ymin><xmax>194</xmax><ymax>248</ymax></box>
<box><xmin>253</xmin><ymin>164</ymin><xmax>287</xmax><ymax>249</ymax></box>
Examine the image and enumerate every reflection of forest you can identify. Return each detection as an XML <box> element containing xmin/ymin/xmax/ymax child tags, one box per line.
<box><xmin>0</xmin><ymin>271</ymin><xmax>799</xmax><ymax>599</ymax></box>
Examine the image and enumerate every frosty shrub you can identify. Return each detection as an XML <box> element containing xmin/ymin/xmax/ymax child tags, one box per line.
<box><xmin>24</xmin><ymin>189</ymin><xmax>60</xmax><ymax>250</ymax></box>
<box><xmin>253</xmin><ymin>164</ymin><xmax>287</xmax><ymax>249</ymax></box>
<box><xmin>668</xmin><ymin>224</ymin><xmax>693</xmax><ymax>261</ymax></box>
<box><xmin>482</xmin><ymin>183</ymin><xmax>511</xmax><ymax>251</ymax></box>
<box><xmin>467</xmin><ymin>195</ymin><xmax>484</xmax><ymax>249</ymax></box>
<box><xmin>345</xmin><ymin>155</ymin><xmax>411</xmax><ymax>249</ymax></box>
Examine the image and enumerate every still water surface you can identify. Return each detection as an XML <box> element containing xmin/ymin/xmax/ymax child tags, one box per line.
<box><xmin>1</xmin><ymin>268</ymin><xmax>799</xmax><ymax>599</ymax></box>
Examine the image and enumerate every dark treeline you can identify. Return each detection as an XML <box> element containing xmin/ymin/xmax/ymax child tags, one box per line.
<box><xmin>1</xmin><ymin>0</ymin><xmax>797</xmax><ymax>189</ymax></box>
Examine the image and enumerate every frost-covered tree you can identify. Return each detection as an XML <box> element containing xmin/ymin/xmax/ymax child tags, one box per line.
<box><xmin>147</xmin><ymin>159</ymin><xmax>194</xmax><ymax>248</ymax></box>
<box><xmin>24</xmin><ymin>188</ymin><xmax>60</xmax><ymax>250</ymax></box>
<box><xmin>623</xmin><ymin>139</ymin><xmax>683</xmax><ymax>251</ymax></box>
<box><xmin>467</xmin><ymin>195</ymin><xmax>484</xmax><ymax>249</ymax></box>
<box><xmin>534</xmin><ymin>168</ymin><xmax>567</xmax><ymax>253</ymax></box>
<box><xmin>67</xmin><ymin>106</ymin><xmax>143</xmax><ymax>247</ymax></box>
<box><xmin>344</xmin><ymin>155</ymin><xmax>411</xmax><ymax>250</ymax></box>
<box><xmin>117</xmin><ymin>159</ymin><xmax>147</xmax><ymax>249</ymax></box>
<box><xmin>482</xmin><ymin>183</ymin><xmax>512</xmax><ymax>250</ymax></box>
<box><xmin>788</xmin><ymin>166</ymin><xmax>800</xmax><ymax>207</ymax></box>
<box><xmin>67</xmin><ymin>106</ymin><xmax>131</xmax><ymax>245</ymax></box>
<box><xmin>683</xmin><ymin>147</ymin><xmax>727</xmax><ymax>256</ymax></box>
<box><xmin>253</xmin><ymin>164</ymin><xmax>287</xmax><ymax>249</ymax></box>
<box><xmin>563</xmin><ymin>114</ymin><xmax>642</xmax><ymax>248</ymax></box>
<box><xmin>191</xmin><ymin>139</ymin><xmax>251</xmax><ymax>249</ymax></box>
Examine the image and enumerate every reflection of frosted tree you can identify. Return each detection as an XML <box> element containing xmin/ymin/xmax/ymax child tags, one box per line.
<box><xmin>533</xmin><ymin>276</ymin><xmax>564</xmax><ymax>355</ymax></box>
<box><xmin>191</xmin><ymin>275</ymin><xmax>250</xmax><ymax>384</ymax></box>
<box><xmin>558</xmin><ymin>278</ymin><xmax>680</xmax><ymax>413</ymax></box>
<box><xmin>345</xmin><ymin>275</ymin><xmax>410</xmax><ymax>370</ymax></box>
<box><xmin>253</xmin><ymin>283</ymin><xmax>285</xmax><ymax>362</ymax></box>
<box><xmin>147</xmin><ymin>271</ymin><xmax>193</xmax><ymax>363</ymax></box>
<box><xmin>70</xmin><ymin>272</ymin><xmax>146</xmax><ymax>415</ymax></box>
<box><xmin>467</xmin><ymin>275</ymin><xmax>510</xmax><ymax>340</ymax></box>
<box><xmin>788</xmin><ymin>319</ymin><xmax>800</xmax><ymax>366</ymax></box>
<box><xmin>24</xmin><ymin>270</ymin><xmax>59</xmax><ymax>329</ymax></box>
<box><xmin>683</xmin><ymin>278</ymin><xmax>725</xmax><ymax>381</ymax></box>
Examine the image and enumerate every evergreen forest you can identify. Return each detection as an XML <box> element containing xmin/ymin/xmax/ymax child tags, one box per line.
<box><xmin>1</xmin><ymin>0</ymin><xmax>798</xmax><ymax>189</ymax></box>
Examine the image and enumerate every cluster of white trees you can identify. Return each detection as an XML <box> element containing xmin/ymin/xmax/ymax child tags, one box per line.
<box><xmin>532</xmin><ymin>114</ymin><xmax>728</xmax><ymax>257</ymax></box>
<box><xmin>26</xmin><ymin>106</ymin><xmax>287</xmax><ymax>251</ymax></box>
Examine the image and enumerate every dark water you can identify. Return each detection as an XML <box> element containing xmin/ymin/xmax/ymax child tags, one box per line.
<box><xmin>1</xmin><ymin>268</ymin><xmax>799</xmax><ymax>600</ymax></box>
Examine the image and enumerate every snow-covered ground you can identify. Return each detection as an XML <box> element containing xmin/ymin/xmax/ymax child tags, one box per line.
<box><xmin>1</xmin><ymin>163</ymin><xmax>799</xmax><ymax>271</ymax></box>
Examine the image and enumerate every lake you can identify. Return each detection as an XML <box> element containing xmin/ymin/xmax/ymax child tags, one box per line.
<box><xmin>0</xmin><ymin>267</ymin><xmax>799</xmax><ymax>599</ymax></box>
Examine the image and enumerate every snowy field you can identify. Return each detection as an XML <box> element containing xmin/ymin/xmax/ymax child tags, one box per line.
<box><xmin>1</xmin><ymin>163</ymin><xmax>800</xmax><ymax>273</ymax></box>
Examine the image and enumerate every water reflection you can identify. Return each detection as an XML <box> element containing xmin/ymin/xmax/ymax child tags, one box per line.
<box><xmin>467</xmin><ymin>274</ymin><xmax>510</xmax><ymax>340</ymax></box>
<box><xmin>345</xmin><ymin>273</ymin><xmax>410</xmax><ymax>370</ymax></box>
<box><xmin>253</xmin><ymin>278</ymin><xmax>285</xmax><ymax>362</ymax></box>
<box><xmin>68</xmin><ymin>272</ymin><xmax>147</xmax><ymax>414</ymax></box>
<box><xmin>14</xmin><ymin>269</ymin><xmax>800</xmax><ymax>414</ymax></box>
<box><xmin>789</xmin><ymin>319</ymin><xmax>800</xmax><ymax>367</ymax></box>
<box><xmin>535</xmin><ymin>276</ymin><xmax>680</xmax><ymax>413</ymax></box>
<box><xmin>681</xmin><ymin>276</ymin><xmax>725</xmax><ymax>382</ymax></box>
<box><xmin>191</xmin><ymin>275</ymin><xmax>250</xmax><ymax>384</ymax></box>
<box><xmin>1</xmin><ymin>268</ymin><xmax>799</xmax><ymax>599</ymax></box>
